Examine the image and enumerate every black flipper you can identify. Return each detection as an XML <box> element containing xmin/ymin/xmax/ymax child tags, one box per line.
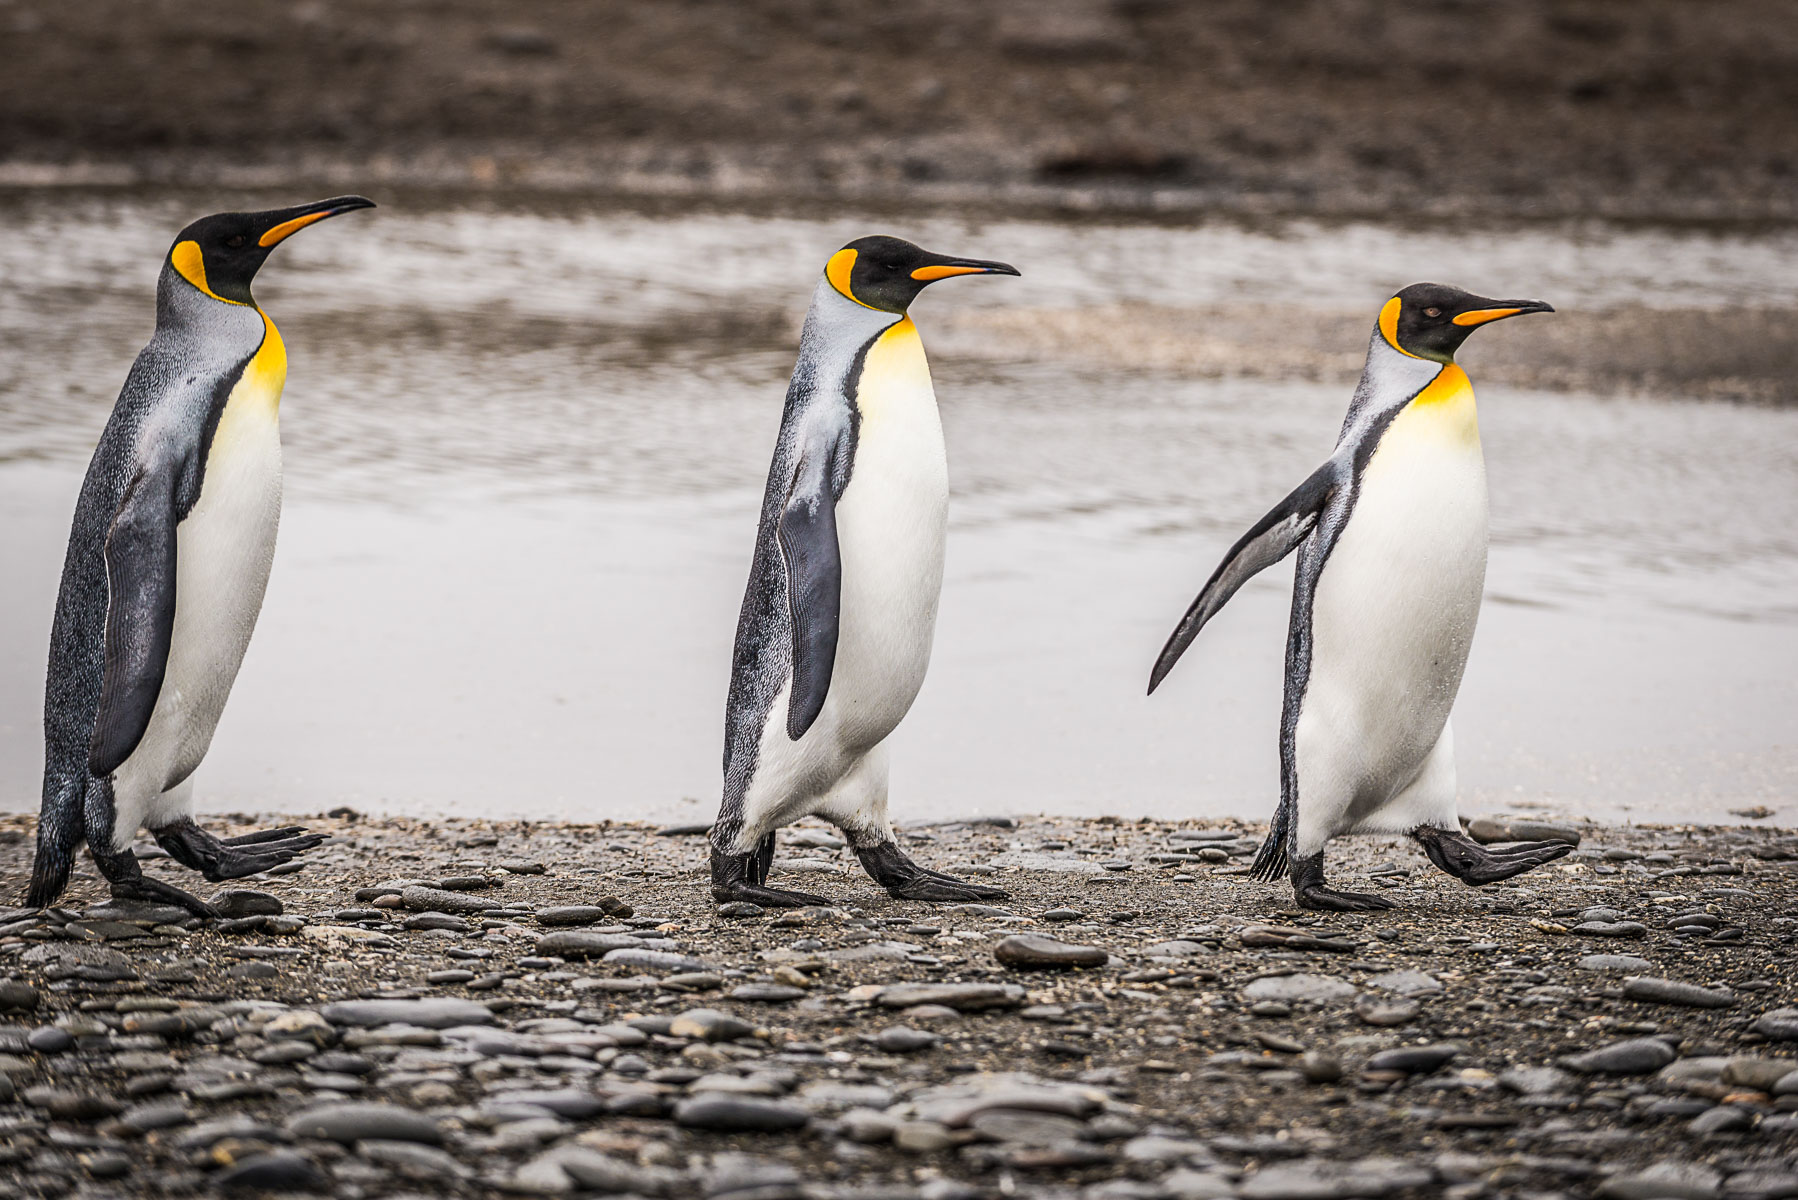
<box><xmin>1148</xmin><ymin>461</ymin><xmax>1339</xmax><ymax>694</ymax></box>
<box><xmin>88</xmin><ymin>464</ymin><xmax>180</xmax><ymax>777</ymax></box>
<box><xmin>777</xmin><ymin>439</ymin><xmax>845</xmax><ymax>740</ymax></box>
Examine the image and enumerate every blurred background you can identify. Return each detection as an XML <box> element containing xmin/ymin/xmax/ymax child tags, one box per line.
<box><xmin>0</xmin><ymin>1</ymin><xmax>1793</xmax><ymax>828</ymax></box>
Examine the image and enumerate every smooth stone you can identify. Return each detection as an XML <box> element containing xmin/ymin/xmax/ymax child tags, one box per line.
<box><xmin>24</xmin><ymin>1087</ymin><xmax>121</xmax><ymax>1120</ymax></box>
<box><xmin>718</xmin><ymin>902</ymin><xmax>765</xmax><ymax>918</ymax></box>
<box><xmin>210</xmin><ymin>889</ymin><xmax>284</xmax><ymax>918</ymax></box>
<box><xmin>876</xmin><ymin>1026</ymin><xmax>940</xmax><ymax>1054</ymax></box>
<box><xmin>875</xmin><ymin>982</ymin><xmax>1026</xmax><ymax>1011</ymax></box>
<box><xmin>1243</xmin><ymin>974</ymin><xmax>1358</xmax><ymax>1004</ymax></box>
<box><xmin>1368</xmin><ymin>970</ymin><xmax>1441</xmax><ymax>997</ymax></box>
<box><xmin>967</xmin><ymin>1107</ymin><xmax>1089</xmax><ymax>1145</ymax></box>
<box><xmin>1239</xmin><ymin>1156</ymin><xmax>1431</xmax><ymax>1198</ymax></box>
<box><xmin>537</xmin><ymin>904</ymin><xmax>627</xmax><ymax>926</ymax></box>
<box><xmin>216</xmin><ymin>1152</ymin><xmax>330</xmax><ymax>1193</ymax></box>
<box><xmin>402</xmin><ymin>913</ymin><xmax>469</xmax><ymax>932</ymax></box>
<box><xmin>1364</xmin><ymin>1042</ymin><xmax>1461</xmax><ymax>1075</ymax></box>
<box><xmin>1499</xmin><ymin>1066</ymin><xmax>1572</xmax><ymax>1094</ymax></box>
<box><xmin>1623</xmin><ymin>977</ymin><xmax>1737</xmax><ymax>1009</ymax></box>
<box><xmin>893</xmin><ymin>1119</ymin><xmax>960</xmax><ymax>1152</ymax></box>
<box><xmin>499</xmin><ymin>859</ymin><xmax>547</xmax><ymax>875</ymax></box>
<box><xmin>265</xmin><ymin>1010</ymin><xmax>337</xmax><ymax>1046</ymax></box>
<box><xmin>668</xmin><ymin>1009</ymin><xmax>757</xmax><ymax>1042</ymax></box>
<box><xmin>227</xmin><ymin>962</ymin><xmax>281</xmax><ymax>981</ymax></box>
<box><xmin>1579</xmin><ymin>954</ymin><xmax>1654</xmax><ymax>972</ymax></box>
<box><xmin>994</xmin><ymin>935</ymin><xmax>1108</xmax><ymax>970</ymax></box>
<box><xmin>1354</xmin><ymin>994</ymin><xmax>1420</xmax><ymax>1027</ymax></box>
<box><xmin>400</xmin><ymin>885</ymin><xmax>502</xmax><ymax>914</ymax></box>
<box><xmin>534</xmin><ymin>931</ymin><xmax>645</xmax><ymax>959</ymax></box>
<box><xmin>1563</xmin><ymin>1038</ymin><xmax>1677</xmax><ymax>1075</ymax></box>
<box><xmin>1722</xmin><ymin>1170</ymin><xmax>1798</xmax><ymax>1200</ymax></box>
<box><xmin>842</xmin><ymin>1108</ymin><xmax>898</xmax><ymax>1144</ymax></box>
<box><xmin>0</xmin><ymin>981</ymin><xmax>39</xmax><ymax>1011</ymax></box>
<box><xmin>1573</xmin><ymin>921</ymin><xmax>1649</xmax><ymax>938</ymax></box>
<box><xmin>320</xmin><ymin>998</ymin><xmax>495</xmax><ymax>1029</ymax></box>
<box><xmin>730</xmin><ymin>984</ymin><xmax>806</xmax><ymax>1003</ymax></box>
<box><xmin>118</xmin><ymin>1100</ymin><xmax>191</xmax><ymax>1131</ymax></box>
<box><xmin>674</xmin><ymin>1094</ymin><xmax>810</xmax><ymax>1132</ymax></box>
<box><xmin>602</xmin><ymin>948</ymin><xmax>709</xmax><ymax>973</ymax></box>
<box><xmin>1753</xmin><ymin>1008</ymin><xmax>1798</xmax><ymax>1042</ymax></box>
<box><xmin>1690</xmin><ymin>1106</ymin><xmax>1752</xmax><ymax>1134</ymax></box>
<box><xmin>28</xmin><ymin>1026</ymin><xmax>75</xmax><ymax>1053</ymax></box>
<box><xmin>1300</xmin><ymin>1051</ymin><xmax>1343</xmax><ymax>1084</ymax></box>
<box><xmin>357</xmin><ymin>1139</ymin><xmax>472</xmax><ymax>1180</ymax></box>
<box><xmin>284</xmin><ymin>1101</ymin><xmax>445</xmax><ymax>1145</ymax></box>
<box><xmin>1722</xmin><ymin>1056</ymin><xmax>1798</xmax><ymax>1091</ymax></box>
<box><xmin>1597</xmin><ymin>1161</ymin><xmax>1723</xmax><ymax>1200</ymax></box>
<box><xmin>1163</xmin><ymin>1169</ymin><xmax>1240</xmax><ymax>1199</ymax></box>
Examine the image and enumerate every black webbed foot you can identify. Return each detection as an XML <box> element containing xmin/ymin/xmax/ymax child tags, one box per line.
<box><xmin>1413</xmin><ymin>825</ymin><xmax>1572</xmax><ymax>885</ymax></box>
<box><xmin>1291</xmin><ymin>851</ymin><xmax>1397</xmax><ymax>912</ymax></box>
<box><xmin>152</xmin><ymin>818</ymin><xmax>327</xmax><ymax>882</ymax></box>
<box><xmin>92</xmin><ymin>847</ymin><xmax>219</xmax><ymax>918</ymax></box>
<box><xmin>855</xmin><ymin>842</ymin><xmax>1012</xmax><ymax>903</ymax></box>
<box><xmin>711</xmin><ymin>844</ymin><xmax>834</xmax><ymax>908</ymax></box>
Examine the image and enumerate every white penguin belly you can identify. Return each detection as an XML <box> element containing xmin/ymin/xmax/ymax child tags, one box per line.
<box><xmin>825</xmin><ymin>317</ymin><xmax>948</xmax><ymax>753</ymax></box>
<box><xmin>111</xmin><ymin>348</ymin><xmax>285</xmax><ymax>843</ymax></box>
<box><xmin>1297</xmin><ymin>367</ymin><xmax>1488</xmax><ymax>836</ymax></box>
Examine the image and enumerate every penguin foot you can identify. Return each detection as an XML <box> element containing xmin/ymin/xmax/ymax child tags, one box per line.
<box><xmin>855</xmin><ymin>842</ymin><xmax>1011</xmax><ymax>903</ymax></box>
<box><xmin>1290</xmin><ymin>852</ymin><xmax>1397</xmax><ymax>912</ymax></box>
<box><xmin>152</xmin><ymin>818</ymin><xmax>328</xmax><ymax>881</ymax></box>
<box><xmin>1413</xmin><ymin>826</ymin><xmax>1573</xmax><ymax>885</ymax></box>
<box><xmin>710</xmin><ymin>845</ymin><xmax>835</xmax><ymax>908</ymax></box>
<box><xmin>92</xmin><ymin>848</ymin><xmax>219</xmax><ymax>918</ymax></box>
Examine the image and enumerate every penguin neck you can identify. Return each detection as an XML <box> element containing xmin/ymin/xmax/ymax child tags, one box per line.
<box><xmin>1339</xmin><ymin>329</ymin><xmax>1456</xmax><ymax>447</ymax></box>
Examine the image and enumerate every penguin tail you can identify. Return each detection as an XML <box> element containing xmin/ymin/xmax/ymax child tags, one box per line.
<box><xmin>25</xmin><ymin>776</ymin><xmax>85</xmax><ymax>908</ymax></box>
<box><xmin>1248</xmin><ymin>805</ymin><xmax>1292</xmax><ymax>882</ymax></box>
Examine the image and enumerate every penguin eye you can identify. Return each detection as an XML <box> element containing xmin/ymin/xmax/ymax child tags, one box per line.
<box><xmin>1423</xmin><ymin>307</ymin><xmax>1442</xmax><ymax>319</ymax></box>
<box><xmin>224</xmin><ymin>235</ymin><xmax>247</xmax><ymax>249</ymax></box>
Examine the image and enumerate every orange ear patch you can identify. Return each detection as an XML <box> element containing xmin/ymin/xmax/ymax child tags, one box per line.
<box><xmin>1378</xmin><ymin>296</ymin><xmax>1420</xmax><ymax>358</ymax></box>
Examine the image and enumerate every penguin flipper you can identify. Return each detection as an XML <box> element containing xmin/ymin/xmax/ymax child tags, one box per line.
<box><xmin>1149</xmin><ymin>461</ymin><xmax>1339</xmax><ymax>693</ymax></box>
<box><xmin>777</xmin><ymin>441</ymin><xmax>844</xmax><ymax>740</ymax></box>
<box><xmin>88</xmin><ymin>463</ymin><xmax>180</xmax><ymax>777</ymax></box>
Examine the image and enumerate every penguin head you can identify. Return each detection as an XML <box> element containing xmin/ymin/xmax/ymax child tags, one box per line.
<box><xmin>824</xmin><ymin>236</ymin><xmax>1019</xmax><ymax>314</ymax></box>
<box><xmin>165</xmin><ymin>196</ymin><xmax>376</xmax><ymax>307</ymax></box>
<box><xmin>1379</xmin><ymin>283</ymin><xmax>1554</xmax><ymax>363</ymax></box>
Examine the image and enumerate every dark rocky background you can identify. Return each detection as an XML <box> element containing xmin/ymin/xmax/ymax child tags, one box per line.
<box><xmin>1</xmin><ymin>0</ymin><xmax>1794</xmax><ymax>219</ymax></box>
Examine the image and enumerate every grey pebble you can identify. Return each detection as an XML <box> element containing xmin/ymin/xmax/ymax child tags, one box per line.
<box><xmin>400</xmin><ymin>885</ymin><xmax>502</xmax><ymax>914</ymax></box>
<box><xmin>1579</xmin><ymin>954</ymin><xmax>1654</xmax><ymax>972</ymax></box>
<box><xmin>216</xmin><ymin>1152</ymin><xmax>329</xmax><ymax>1193</ymax></box>
<box><xmin>675</xmin><ymin>1094</ymin><xmax>810</xmax><ymax>1132</ymax></box>
<box><xmin>533</xmin><ymin>931</ymin><xmax>646</xmax><ymax>959</ymax></box>
<box><xmin>210</xmin><ymin>889</ymin><xmax>284</xmax><ymax>918</ymax></box>
<box><xmin>602</xmin><ymin>948</ymin><xmax>710</xmax><ymax>973</ymax></box>
<box><xmin>320</xmin><ymin>997</ymin><xmax>496</xmax><ymax>1029</ymax></box>
<box><xmin>1572</xmin><ymin>921</ymin><xmax>1648</xmax><ymax>939</ymax></box>
<box><xmin>1364</xmin><ymin>1042</ymin><xmax>1461</xmax><ymax>1075</ymax></box>
<box><xmin>1596</xmin><ymin>1160</ymin><xmax>1722</xmax><ymax>1199</ymax></box>
<box><xmin>1244</xmin><ymin>974</ymin><xmax>1358</xmax><ymax>1004</ymax></box>
<box><xmin>1753</xmin><ymin>1008</ymin><xmax>1798</xmax><ymax>1042</ymax></box>
<box><xmin>1562</xmin><ymin>1037</ymin><xmax>1677</xmax><ymax>1075</ymax></box>
<box><xmin>994</xmin><ymin>934</ymin><xmax>1108</xmax><ymax>969</ymax></box>
<box><xmin>1622</xmin><ymin>976</ymin><xmax>1737</xmax><ymax>1008</ymax></box>
<box><xmin>284</xmin><ymin>1101</ymin><xmax>445</xmax><ymax>1145</ymax></box>
<box><xmin>875</xmin><ymin>982</ymin><xmax>1026</xmax><ymax>1011</ymax></box>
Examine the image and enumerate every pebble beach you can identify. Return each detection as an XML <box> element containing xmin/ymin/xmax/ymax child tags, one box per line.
<box><xmin>0</xmin><ymin>811</ymin><xmax>1794</xmax><ymax>1199</ymax></box>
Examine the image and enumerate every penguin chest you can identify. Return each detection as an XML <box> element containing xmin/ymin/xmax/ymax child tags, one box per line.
<box><xmin>1304</xmin><ymin>367</ymin><xmax>1489</xmax><ymax>787</ymax></box>
<box><xmin>133</xmin><ymin>331</ymin><xmax>287</xmax><ymax>791</ymax></box>
<box><xmin>827</xmin><ymin>319</ymin><xmax>949</xmax><ymax>746</ymax></box>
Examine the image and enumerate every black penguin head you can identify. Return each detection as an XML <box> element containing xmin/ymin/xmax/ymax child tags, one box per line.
<box><xmin>824</xmin><ymin>236</ymin><xmax>1019</xmax><ymax>314</ymax></box>
<box><xmin>166</xmin><ymin>196</ymin><xmax>376</xmax><ymax>306</ymax></box>
<box><xmin>1379</xmin><ymin>282</ymin><xmax>1554</xmax><ymax>363</ymax></box>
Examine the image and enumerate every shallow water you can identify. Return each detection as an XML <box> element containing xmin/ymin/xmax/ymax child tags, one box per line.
<box><xmin>0</xmin><ymin>191</ymin><xmax>1793</xmax><ymax>829</ymax></box>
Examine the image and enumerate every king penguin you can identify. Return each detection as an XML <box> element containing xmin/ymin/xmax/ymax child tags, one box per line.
<box><xmin>26</xmin><ymin>196</ymin><xmax>375</xmax><ymax>916</ymax></box>
<box><xmin>710</xmin><ymin>236</ymin><xmax>1019</xmax><ymax>908</ymax></box>
<box><xmin>1148</xmin><ymin>283</ymin><xmax>1572</xmax><ymax>911</ymax></box>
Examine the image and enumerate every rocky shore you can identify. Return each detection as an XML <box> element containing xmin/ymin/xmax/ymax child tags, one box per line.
<box><xmin>0</xmin><ymin>810</ymin><xmax>1795</xmax><ymax>1199</ymax></box>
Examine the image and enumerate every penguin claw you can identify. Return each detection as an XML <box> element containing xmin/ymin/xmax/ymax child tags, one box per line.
<box><xmin>712</xmin><ymin>883</ymin><xmax>837</xmax><ymax>909</ymax></box>
<box><xmin>885</xmin><ymin>877</ymin><xmax>1007</xmax><ymax>903</ymax></box>
<box><xmin>852</xmin><ymin>842</ymin><xmax>1010</xmax><ymax>904</ymax></box>
<box><xmin>221</xmin><ymin>826</ymin><xmax>311</xmax><ymax>847</ymax></box>
<box><xmin>1295</xmin><ymin>886</ymin><xmax>1397</xmax><ymax>912</ymax></box>
<box><xmin>1412</xmin><ymin>826</ymin><xmax>1572</xmax><ymax>886</ymax></box>
<box><xmin>917</xmin><ymin>868</ymin><xmax>1010</xmax><ymax>900</ymax></box>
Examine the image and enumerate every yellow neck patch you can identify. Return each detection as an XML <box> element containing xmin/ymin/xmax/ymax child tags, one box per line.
<box><xmin>825</xmin><ymin>248</ymin><xmax>877</xmax><ymax>310</ymax></box>
<box><xmin>170</xmin><ymin>240</ymin><xmax>247</xmax><ymax>306</ymax></box>
<box><xmin>1377</xmin><ymin>296</ymin><xmax>1419</xmax><ymax>359</ymax></box>
<box><xmin>1404</xmin><ymin>362</ymin><xmax>1478</xmax><ymax>445</ymax></box>
<box><xmin>242</xmin><ymin>313</ymin><xmax>288</xmax><ymax>408</ymax></box>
